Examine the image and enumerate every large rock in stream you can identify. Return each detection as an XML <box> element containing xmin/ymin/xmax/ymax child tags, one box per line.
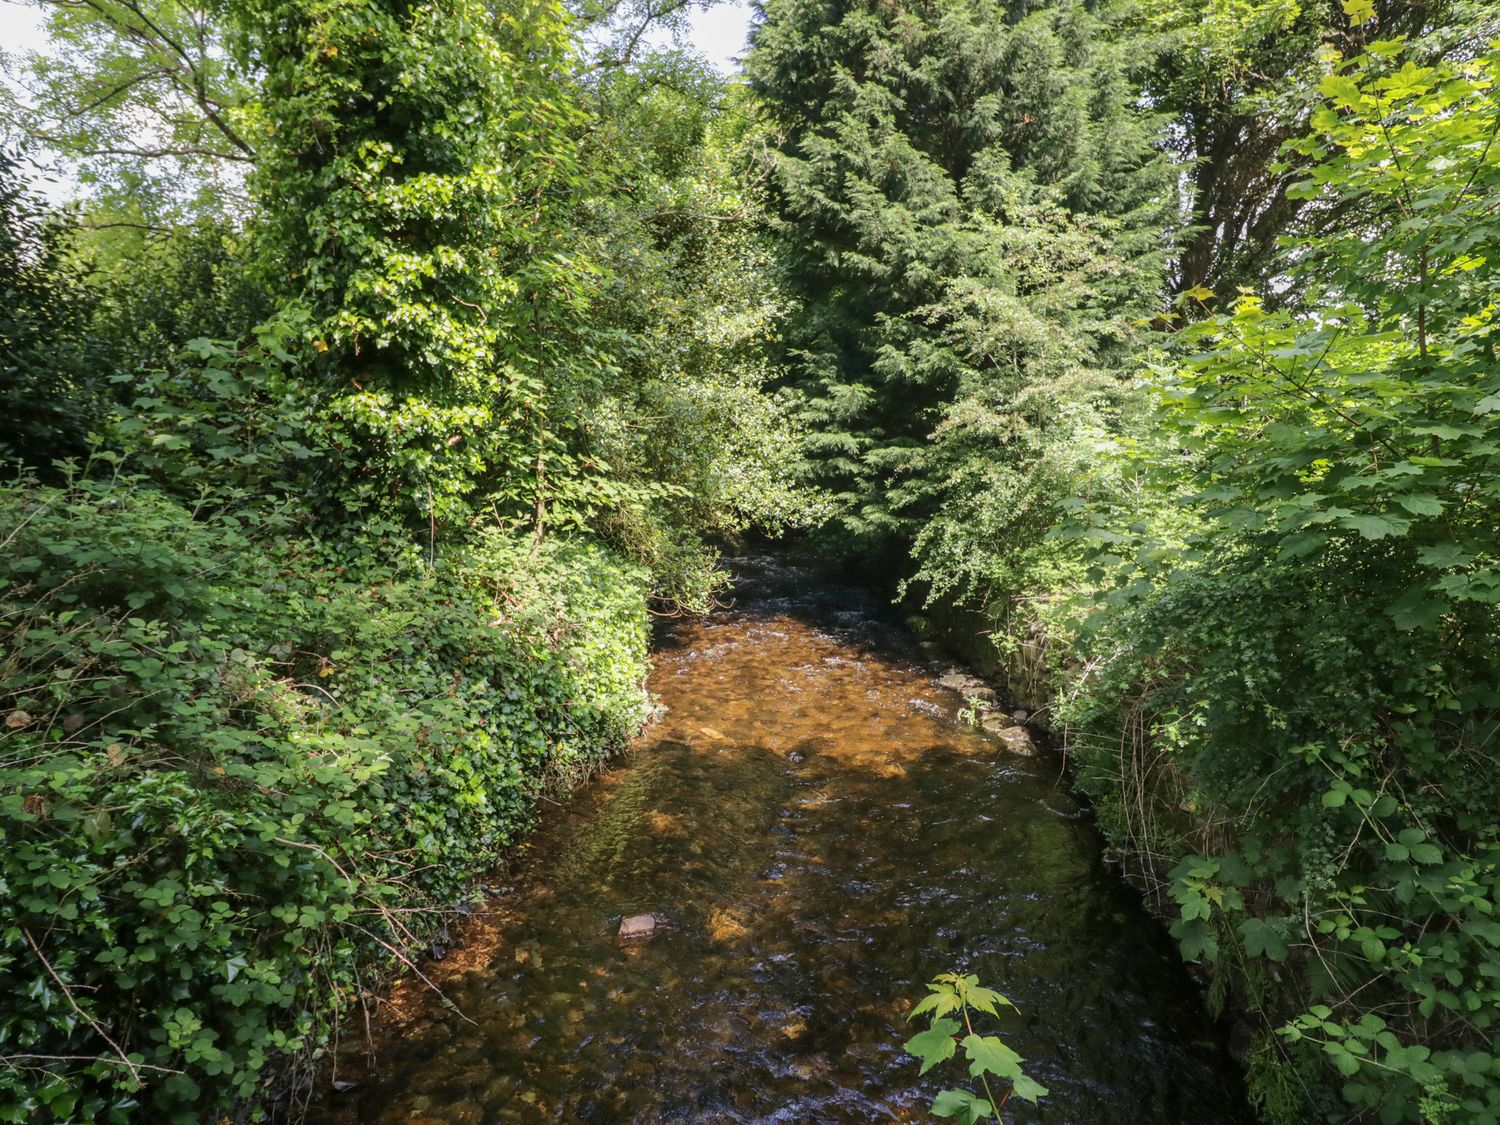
<box><xmin>981</xmin><ymin>713</ymin><xmax>1037</xmax><ymax>755</ymax></box>
<box><xmin>618</xmin><ymin>914</ymin><xmax>657</xmax><ymax>943</ymax></box>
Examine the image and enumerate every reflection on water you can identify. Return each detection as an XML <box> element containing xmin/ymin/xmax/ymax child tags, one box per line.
<box><xmin>311</xmin><ymin>556</ymin><xmax>1249</xmax><ymax>1123</ymax></box>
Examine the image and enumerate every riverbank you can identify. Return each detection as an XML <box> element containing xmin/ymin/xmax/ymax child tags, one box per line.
<box><xmin>0</xmin><ymin>482</ymin><xmax>654</xmax><ymax>1123</ymax></box>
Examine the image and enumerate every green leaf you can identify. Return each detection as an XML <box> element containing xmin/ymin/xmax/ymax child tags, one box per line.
<box><xmin>1012</xmin><ymin>1073</ymin><xmax>1050</xmax><ymax>1103</ymax></box>
<box><xmin>1239</xmin><ymin>917</ymin><xmax>1289</xmax><ymax>962</ymax></box>
<box><xmin>1339</xmin><ymin>513</ymin><xmax>1410</xmax><ymax>540</ymax></box>
<box><xmin>1395</xmin><ymin>493</ymin><xmax>1443</xmax><ymax>516</ymax></box>
<box><xmin>906</xmin><ymin>1019</ymin><xmax>961</xmax><ymax>1075</ymax></box>
<box><xmin>910</xmin><ymin>988</ymin><xmax>962</xmax><ymax>1021</ymax></box>
<box><xmin>931</xmin><ymin>1088</ymin><xmax>995</xmax><ymax>1124</ymax></box>
<box><xmin>962</xmin><ymin>1034</ymin><xmax>1024</xmax><ymax>1081</ymax></box>
<box><xmin>961</xmin><ymin>984</ymin><xmax>1017</xmax><ymax>1018</ymax></box>
<box><xmin>1409</xmin><ymin>843</ymin><xmax>1443</xmax><ymax>865</ymax></box>
<box><xmin>1387</xmin><ymin>587</ymin><xmax>1446</xmax><ymax>631</ymax></box>
<box><xmin>1415</xmin><ymin>543</ymin><xmax>1468</xmax><ymax>569</ymax></box>
<box><xmin>1329</xmin><ymin>1046</ymin><xmax>1362</xmax><ymax>1077</ymax></box>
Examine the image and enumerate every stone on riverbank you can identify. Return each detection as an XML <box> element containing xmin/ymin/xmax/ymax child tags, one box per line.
<box><xmin>981</xmin><ymin>713</ymin><xmax>1037</xmax><ymax>755</ymax></box>
<box><xmin>935</xmin><ymin>670</ymin><xmax>997</xmax><ymax>703</ymax></box>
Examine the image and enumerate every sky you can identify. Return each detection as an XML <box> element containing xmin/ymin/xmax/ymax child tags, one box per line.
<box><xmin>1</xmin><ymin>2</ymin><xmax>50</xmax><ymax>66</ymax></box>
<box><xmin>0</xmin><ymin>0</ymin><xmax>755</xmax><ymax>73</ymax></box>
<box><xmin>679</xmin><ymin>0</ymin><xmax>756</xmax><ymax>74</ymax></box>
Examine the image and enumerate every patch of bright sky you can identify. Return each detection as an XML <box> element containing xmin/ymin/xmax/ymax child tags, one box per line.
<box><xmin>2</xmin><ymin>2</ymin><xmax>52</xmax><ymax>104</ymax></box>
<box><xmin>0</xmin><ymin>0</ymin><xmax>755</xmax><ymax>200</ymax></box>
<box><xmin>678</xmin><ymin>0</ymin><xmax>754</xmax><ymax>74</ymax></box>
<box><xmin>0</xmin><ymin>1</ymin><xmax>48</xmax><ymax>54</ymax></box>
<box><xmin>1</xmin><ymin>2</ymin><xmax>72</xmax><ymax>200</ymax></box>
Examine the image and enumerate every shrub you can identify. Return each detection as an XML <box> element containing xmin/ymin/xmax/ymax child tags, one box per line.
<box><xmin>0</xmin><ymin>472</ymin><xmax>649</xmax><ymax>1122</ymax></box>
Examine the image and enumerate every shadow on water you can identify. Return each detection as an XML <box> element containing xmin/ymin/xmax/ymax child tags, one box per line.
<box><xmin>311</xmin><ymin>555</ymin><xmax>1251</xmax><ymax>1124</ymax></box>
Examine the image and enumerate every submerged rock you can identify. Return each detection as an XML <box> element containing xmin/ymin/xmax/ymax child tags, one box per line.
<box><xmin>936</xmin><ymin>670</ymin><xmax>997</xmax><ymax>702</ymax></box>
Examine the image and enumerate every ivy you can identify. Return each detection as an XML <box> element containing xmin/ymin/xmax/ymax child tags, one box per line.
<box><xmin>0</xmin><ymin>473</ymin><xmax>651</xmax><ymax>1119</ymax></box>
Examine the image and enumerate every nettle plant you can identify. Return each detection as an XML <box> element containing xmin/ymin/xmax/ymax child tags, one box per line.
<box><xmin>904</xmin><ymin>973</ymin><xmax>1049</xmax><ymax>1124</ymax></box>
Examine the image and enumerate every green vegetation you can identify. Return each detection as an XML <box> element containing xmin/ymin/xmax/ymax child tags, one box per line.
<box><xmin>1062</xmin><ymin>39</ymin><xmax>1500</xmax><ymax>1123</ymax></box>
<box><xmin>746</xmin><ymin>0</ymin><xmax>1169</xmax><ymax>564</ymax></box>
<box><xmin>4</xmin><ymin>0</ymin><xmax>1500</xmax><ymax>1118</ymax></box>
<box><xmin>1</xmin><ymin>468</ymin><xmax>650</xmax><ymax>1121</ymax></box>
<box><xmin>905</xmin><ymin>972</ymin><xmax>1048</xmax><ymax>1123</ymax></box>
<box><xmin>747</xmin><ymin>0</ymin><xmax>1500</xmax><ymax>1120</ymax></box>
<box><xmin>0</xmin><ymin>1</ymin><xmax>812</xmax><ymax>1118</ymax></box>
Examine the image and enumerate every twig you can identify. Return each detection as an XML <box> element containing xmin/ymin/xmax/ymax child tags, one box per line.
<box><xmin>22</xmin><ymin>929</ymin><xmax>150</xmax><ymax>1087</ymax></box>
<box><xmin>344</xmin><ymin>924</ymin><xmax>476</xmax><ymax>1027</ymax></box>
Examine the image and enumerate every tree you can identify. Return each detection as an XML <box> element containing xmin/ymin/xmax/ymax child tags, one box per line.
<box><xmin>1</xmin><ymin>0</ymin><xmax>257</xmax><ymax>219</ymax></box>
<box><xmin>1143</xmin><ymin>0</ymin><xmax>1489</xmax><ymax>295</ymax></box>
<box><xmin>576</xmin><ymin>57</ymin><xmax>828</xmax><ymax>603</ymax></box>
<box><xmin>746</xmin><ymin>0</ymin><xmax>1170</xmax><ymax>564</ymax></box>
<box><xmin>232</xmin><ymin>0</ymin><xmax>604</xmax><ymax>527</ymax></box>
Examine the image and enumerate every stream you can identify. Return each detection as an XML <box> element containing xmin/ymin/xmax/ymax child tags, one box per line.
<box><xmin>312</xmin><ymin>556</ymin><xmax>1250</xmax><ymax>1123</ymax></box>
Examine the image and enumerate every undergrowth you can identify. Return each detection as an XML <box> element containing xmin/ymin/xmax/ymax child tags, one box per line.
<box><xmin>0</xmin><ymin>470</ymin><xmax>650</xmax><ymax>1122</ymax></box>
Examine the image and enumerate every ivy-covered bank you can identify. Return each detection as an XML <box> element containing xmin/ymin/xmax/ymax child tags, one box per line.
<box><xmin>1</xmin><ymin>475</ymin><xmax>650</xmax><ymax>1122</ymax></box>
<box><xmin>0</xmin><ymin>0</ymin><xmax>812</xmax><ymax>1115</ymax></box>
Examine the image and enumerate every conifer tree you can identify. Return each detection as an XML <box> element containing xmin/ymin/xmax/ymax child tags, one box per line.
<box><xmin>746</xmin><ymin>0</ymin><xmax>1170</xmax><ymax>562</ymax></box>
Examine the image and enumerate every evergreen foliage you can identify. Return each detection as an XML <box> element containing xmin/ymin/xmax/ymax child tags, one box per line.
<box><xmin>747</xmin><ymin>0</ymin><xmax>1170</xmax><ymax>559</ymax></box>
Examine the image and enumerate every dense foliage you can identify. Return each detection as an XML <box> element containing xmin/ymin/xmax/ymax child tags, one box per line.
<box><xmin>1</xmin><ymin>469</ymin><xmax>650</xmax><ymax>1122</ymax></box>
<box><xmin>1062</xmin><ymin>40</ymin><xmax>1500</xmax><ymax>1123</ymax></box>
<box><xmin>749</xmin><ymin>0</ymin><xmax>1500</xmax><ymax>1120</ymax></box>
<box><xmin>0</xmin><ymin>0</ymin><xmax>811</xmax><ymax>1117</ymax></box>
<box><xmin>747</xmin><ymin>0</ymin><xmax>1169</xmax><ymax>564</ymax></box>
<box><xmin>6</xmin><ymin>0</ymin><xmax>1500</xmax><ymax>1118</ymax></box>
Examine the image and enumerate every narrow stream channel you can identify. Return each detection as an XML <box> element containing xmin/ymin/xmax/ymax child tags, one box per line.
<box><xmin>313</xmin><ymin>556</ymin><xmax>1250</xmax><ymax>1123</ymax></box>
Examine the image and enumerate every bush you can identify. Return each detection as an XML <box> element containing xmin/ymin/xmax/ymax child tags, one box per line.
<box><xmin>1052</xmin><ymin>41</ymin><xmax>1500</xmax><ymax>1123</ymax></box>
<box><xmin>0</xmin><ymin>472</ymin><xmax>649</xmax><ymax>1122</ymax></box>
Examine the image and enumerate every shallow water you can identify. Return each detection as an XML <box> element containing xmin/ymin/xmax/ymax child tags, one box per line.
<box><xmin>313</xmin><ymin>556</ymin><xmax>1249</xmax><ymax>1124</ymax></box>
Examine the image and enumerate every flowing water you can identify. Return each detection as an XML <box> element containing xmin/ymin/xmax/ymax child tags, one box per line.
<box><xmin>313</xmin><ymin>556</ymin><xmax>1249</xmax><ymax>1124</ymax></box>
